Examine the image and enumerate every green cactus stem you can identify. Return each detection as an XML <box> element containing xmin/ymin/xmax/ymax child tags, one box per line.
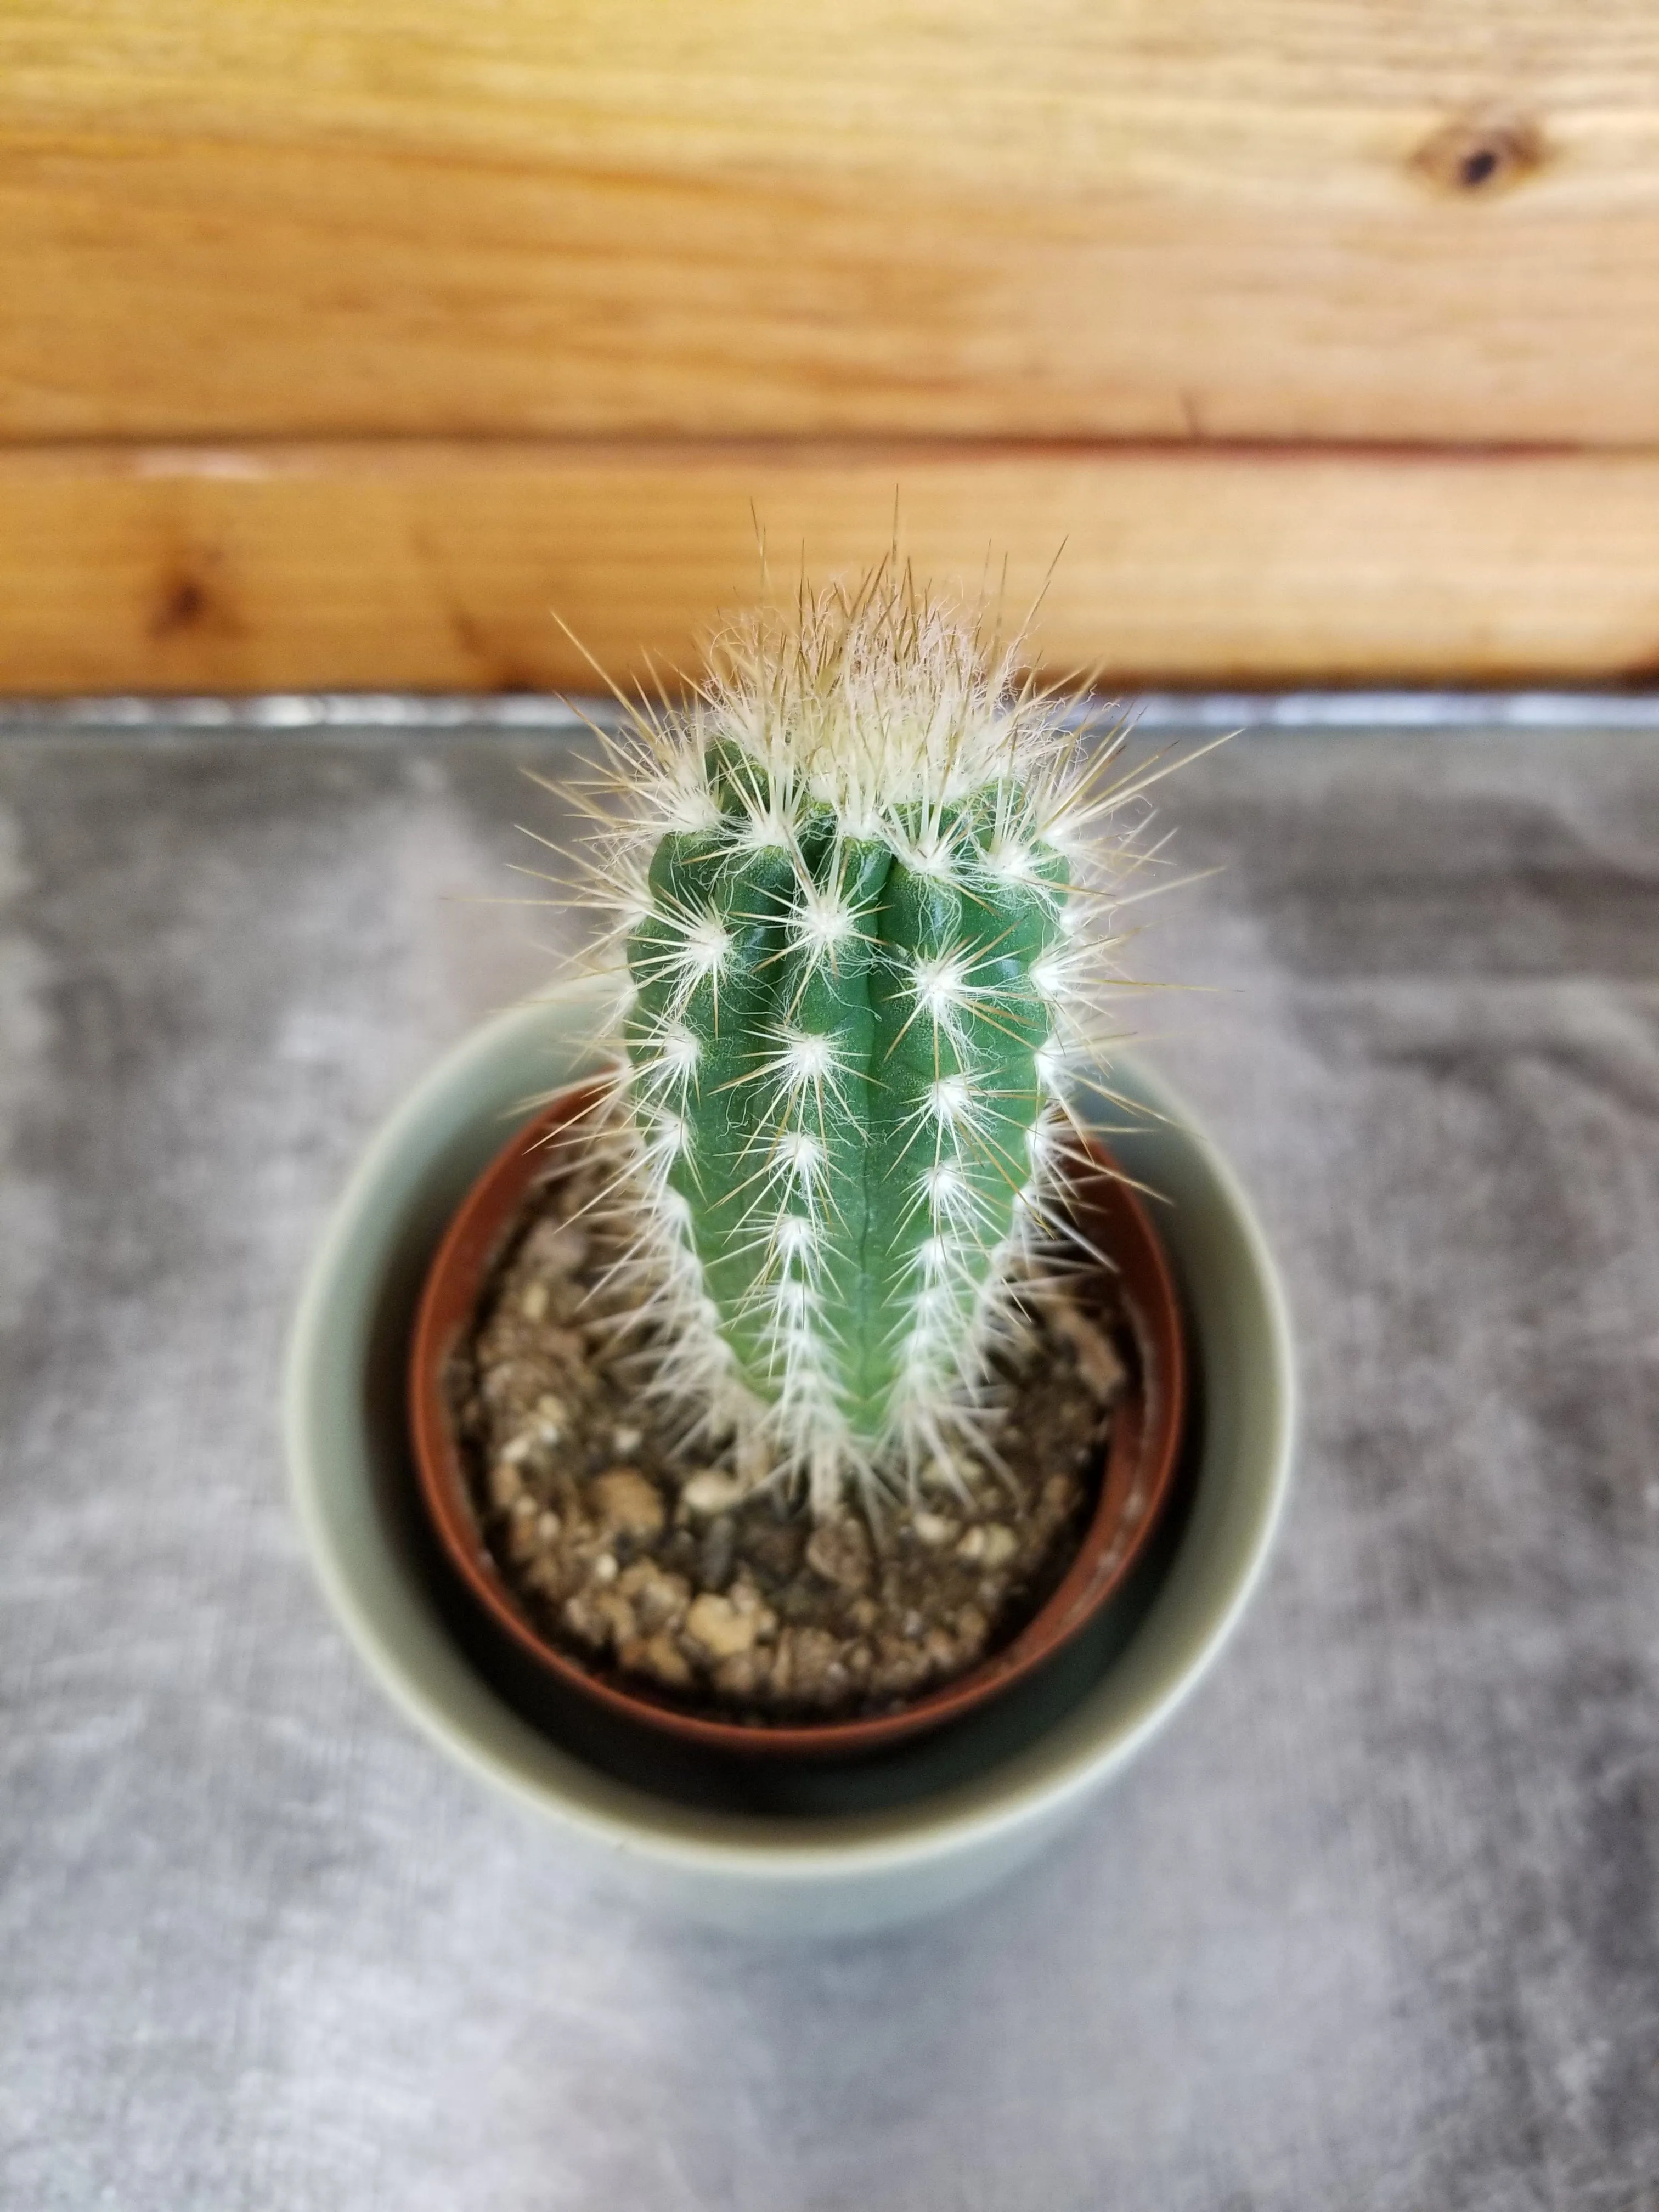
<box><xmin>582</xmin><ymin>571</ymin><xmax>1133</xmax><ymax>1511</ymax></box>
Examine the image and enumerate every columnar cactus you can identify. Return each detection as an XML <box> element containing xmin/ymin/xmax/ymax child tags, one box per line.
<box><xmin>582</xmin><ymin>572</ymin><xmax>1133</xmax><ymax>1514</ymax></box>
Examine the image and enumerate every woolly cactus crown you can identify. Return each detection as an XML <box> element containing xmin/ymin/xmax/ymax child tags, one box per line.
<box><xmin>569</xmin><ymin>568</ymin><xmax>1143</xmax><ymax>1515</ymax></box>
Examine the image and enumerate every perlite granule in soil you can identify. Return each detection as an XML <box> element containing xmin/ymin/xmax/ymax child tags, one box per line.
<box><xmin>448</xmin><ymin>1155</ymin><xmax>1130</xmax><ymax>1722</ymax></box>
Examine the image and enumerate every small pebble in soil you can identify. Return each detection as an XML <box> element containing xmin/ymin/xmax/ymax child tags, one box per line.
<box><xmin>448</xmin><ymin>1158</ymin><xmax>1130</xmax><ymax>1724</ymax></box>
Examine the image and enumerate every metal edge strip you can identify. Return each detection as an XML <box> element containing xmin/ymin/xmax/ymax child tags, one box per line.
<box><xmin>4</xmin><ymin>689</ymin><xmax>1659</xmax><ymax>734</ymax></box>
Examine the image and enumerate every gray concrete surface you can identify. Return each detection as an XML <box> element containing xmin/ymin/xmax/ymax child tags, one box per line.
<box><xmin>2</xmin><ymin>712</ymin><xmax>1656</xmax><ymax>2210</ymax></box>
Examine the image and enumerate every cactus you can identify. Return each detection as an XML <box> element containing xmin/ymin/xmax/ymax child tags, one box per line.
<box><xmin>576</xmin><ymin>569</ymin><xmax>1137</xmax><ymax>1514</ymax></box>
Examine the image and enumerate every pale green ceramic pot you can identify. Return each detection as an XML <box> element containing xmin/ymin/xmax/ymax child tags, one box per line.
<box><xmin>285</xmin><ymin>986</ymin><xmax>1295</xmax><ymax>1937</ymax></box>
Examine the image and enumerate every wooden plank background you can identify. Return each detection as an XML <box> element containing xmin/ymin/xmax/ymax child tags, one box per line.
<box><xmin>5</xmin><ymin>2</ymin><xmax>1659</xmax><ymax>691</ymax></box>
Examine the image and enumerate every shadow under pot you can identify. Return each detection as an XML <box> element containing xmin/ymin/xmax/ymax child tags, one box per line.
<box><xmin>408</xmin><ymin>1077</ymin><xmax>1188</xmax><ymax>1763</ymax></box>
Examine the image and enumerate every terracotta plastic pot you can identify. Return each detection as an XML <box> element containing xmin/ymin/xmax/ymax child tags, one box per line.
<box><xmin>408</xmin><ymin>1077</ymin><xmax>1187</xmax><ymax>1760</ymax></box>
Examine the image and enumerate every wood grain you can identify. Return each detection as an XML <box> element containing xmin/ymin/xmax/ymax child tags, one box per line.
<box><xmin>5</xmin><ymin>2</ymin><xmax>1659</xmax><ymax>444</ymax></box>
<box><xmin>8</xmin><ymin>440</ymin><xmax>1659</xmax><ymax>695</ymax></box>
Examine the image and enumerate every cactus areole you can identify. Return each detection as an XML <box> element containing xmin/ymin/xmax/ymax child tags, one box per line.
<box><xmin>583</xmin><ymin>575</ymin><xmax>1137</xmax><ymax>1516</ymax></box>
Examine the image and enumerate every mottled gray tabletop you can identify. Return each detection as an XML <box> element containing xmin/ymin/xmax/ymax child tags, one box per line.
<box><xmin>3</xmin><ymin>703</ymin><xmax>1656</xmax><ymax>2211</ymax></box>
